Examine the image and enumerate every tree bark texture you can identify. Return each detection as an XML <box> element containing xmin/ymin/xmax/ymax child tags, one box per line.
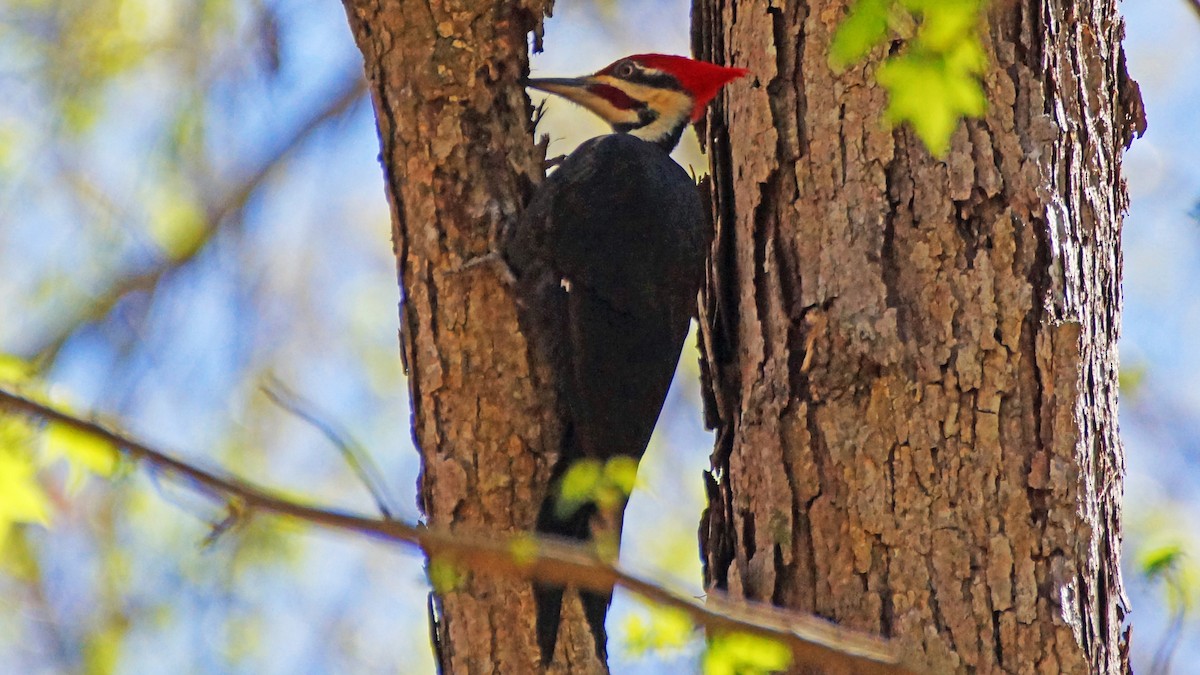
<box><xmin>341</xmin><ymin>1</ymin><xmax>604</xmax><ymax>672</ymax></box>
<box><xmin>695</xmin><ymin>0</ymin><xmax>1143</xmax><ymax>672</ymax></box>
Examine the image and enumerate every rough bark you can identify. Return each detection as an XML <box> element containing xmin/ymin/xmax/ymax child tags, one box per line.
<box><xmin>695</xmin><ymin>0</ymin><xmax>1143</xmax><ymax>672</ymax></box>
<box><xmin>340</xmin><ymin>1</ymin><xmax>604</xmax><ymax>672</ymax></box>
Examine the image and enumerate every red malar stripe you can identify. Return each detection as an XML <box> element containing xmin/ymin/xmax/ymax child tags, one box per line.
<box><xmin>586</xmin><ymin>83</ymin><xmax>641</xmax><ymax>110</ymax></box>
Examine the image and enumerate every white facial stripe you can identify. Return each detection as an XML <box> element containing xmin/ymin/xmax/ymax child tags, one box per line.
<box><xmin>593</xmin><ymin>78</ymin><xmax>692</xmax><ymax>143</ymax></box>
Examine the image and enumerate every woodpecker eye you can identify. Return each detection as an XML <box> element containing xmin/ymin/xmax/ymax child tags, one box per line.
<box><xmin>616</xmin><ymin>62</ymin><xmax>636</xmax><ymax>78</ymax></box>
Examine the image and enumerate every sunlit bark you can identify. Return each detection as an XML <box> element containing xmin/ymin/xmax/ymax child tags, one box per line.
<box><xmin>341</xmin><ymin>1</ymin><xmax>606</xmax><ymax>671</ymax></box>
<box><xmin>694</xmin><ymin>0</ymin><xmax>1143</xmax><ymax>671</ymax></box>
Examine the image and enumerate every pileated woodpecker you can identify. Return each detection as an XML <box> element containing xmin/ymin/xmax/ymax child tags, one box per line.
<box><xmin>503</xmin><ymin>54</ymin><xmax>747</xmax><ymax>663</ymax></box>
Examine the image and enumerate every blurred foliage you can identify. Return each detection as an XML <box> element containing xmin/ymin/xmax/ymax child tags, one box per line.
<box><xmin>1119</xmin><ymin>362</ymin><xmax>1148</xmax><ymax>400</ymax></box>
<box><xmin>0</xmin><ymin>356</ymin><xmax>118</xmax><ymax>553</ymax></box>
<box><xmin>831</xmin><ymin>0</ymin><xmax>988</xmax><ymax>155</ymax></box>
<box><xmin>621</xmin><ymin>600</ymin><xmax>792</xmax><ymax>675</ymax></box>
<box><xmin>0</xmin><ymin>0</ymin><xmax>418</xmax><ymax>670</ymax></box>
<box><xmin>702</xmin><ymin>632</ymin><xmax>792</xmax><ymax>675</ymax></box>
<box><xmin>556</xmin><ymin>456</ymin><xmax>640</xmax><ymax>519</ymax></box>
<box><xmin>554</xmin><ymin>456</ymin><xmax>642</xmax><ymax>562</ymax></box>
<box><xmin>0</xmin><ymin>362</ymin><xmax>48</xmax><ymax>552</ymax></box>
<box><xmin>426</xmin><ymin>556</ymin><xmax>467</xmax><ymax>595</ymax></box>
<box><xmin>1138</xmin><ymin>541</ymin><xmax>1195</xmax><ymax>610</ymax></box>
<box><xmin>623</xmin><ymin>602</ymin><xmax>694</xmax><ymax>655</ymax></box>
<box><xmin>508</xmin><ymin>532</ymin><xmax>539</xmax><ymax>567</ymax></box>
<box><xmin>44</xmin><ymin>420</ymin><xmax>120</xmax><ymax>488</ymax></box>
<box><xmin>1130</xmin><ymin>514</ymin><xmax>1199</xmax><ymax>674</ymax></box>
<box><xmin>0</xmin><ymin>440</ymin><xmax>53</xmax><ymax>548</ymax></box>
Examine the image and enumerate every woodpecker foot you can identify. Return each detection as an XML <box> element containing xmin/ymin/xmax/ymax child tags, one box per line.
<box><xmin>544</xmin><ymin>154</ymin><xmax>567</xmax><ymax>170</ymax></box>
<box><xmin>444</xmin><ymin>251</ymin><xmax>516</xmax><ymax>285</ymax></box>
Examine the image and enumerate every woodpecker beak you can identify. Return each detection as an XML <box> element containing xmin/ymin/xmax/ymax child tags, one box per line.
<box><xmin>525</xmin><ymin>77</ymin><xmax>592</xmax><ymax>91</ymax></box>
<box><xmin>525</xmin><ymin>77</ymin><xmax>604</xmax><ymax>108</ymax></box>
<box><xmin>527</xmin><ymin>75</ymin><xmax>653</xmax><ymax>130</ymax></box>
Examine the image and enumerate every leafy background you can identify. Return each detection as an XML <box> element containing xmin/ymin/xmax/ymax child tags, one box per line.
<box><xmin>0</xmin><ymin>0</ymin><xmax>1196</xmax><ymax>672</ymax></box>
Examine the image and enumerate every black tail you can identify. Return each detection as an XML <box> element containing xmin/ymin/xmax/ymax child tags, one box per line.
<box><xmin>534</xmin><ymin>480</ymin><xmax>611</xmax><ymax>665</ymax></box>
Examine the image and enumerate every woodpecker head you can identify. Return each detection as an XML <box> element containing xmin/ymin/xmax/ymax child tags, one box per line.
<box><xmin>526</xmin><ymin>54</ymin><xmax>748</xmax><ymax>151</ymax></box>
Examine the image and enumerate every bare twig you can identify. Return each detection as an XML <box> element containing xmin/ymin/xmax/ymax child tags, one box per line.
<box><xmin>1188</xmin><ymin>0</ymin><xmax>1200</xmax><ymax>22</ymax></box>
<box><xmin>31</xmin><ymin>74</ymin><xmax>369</xmax><ymax>365</ymax></box>
<box><xmin>201</xmin><ymin>504</ymin><xmax>244</xmax><ymax>549</ymax></box>
<box><xmin>261</xmin><ymin>376</ymin><xmax>397</xmax><ymax>518</ymax></box>
<box><xmin>0</xmin><ymin>387</ymin><xmax>915</xmax><ymax>675</ymax></box>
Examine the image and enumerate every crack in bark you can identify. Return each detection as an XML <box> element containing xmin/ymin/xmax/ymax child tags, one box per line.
<box><xmin>697</xmin><ymin>0</ymin><xmax>1131</xmax><ymax>669</ymax></box>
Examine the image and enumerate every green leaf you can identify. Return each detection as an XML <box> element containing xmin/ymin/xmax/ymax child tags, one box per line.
<box><xmin>1140</xmin><ymin>542</ymin><xmax>1185</xmax><ymax>580</ymax></box>
<box><xmin>876</xmin><ymin>53</ymin><xmax>985</xmax><ymax>156</ymax></box>
<box><xmin>913</xmin><ymin>0</ymin><xmax>983</xmax><ymax>52</ymax></box>
<box><xmin>830</xmin><ymin>0</ymin><xmax>892</xmax><ymax>69</ymax></box>
<box><xmin>831</xmin><ymin>0</ymin><xmax>989</xmax><ymax>156</ymax></box>
<box><xmin>703</xmin><ymin>632</ymin><xmax>792</xmax><ymax>675</ymax></box>
<box><xmin>942</xmin><ymin>36</ymin><xmax>988</xmax><ymax>76</ymax></box>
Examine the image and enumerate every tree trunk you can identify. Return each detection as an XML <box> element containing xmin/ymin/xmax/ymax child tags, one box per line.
<box><xmin>341</xmin><ymin>1</ymin><xmax>604</xmax><ymax>672</ymax></box>
<box><xmin>695</xmin><ymin>0</ymin><xmax>1142</xmax><ymax>672</ymax></box>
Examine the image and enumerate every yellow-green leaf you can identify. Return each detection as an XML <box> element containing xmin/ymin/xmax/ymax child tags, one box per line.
<box><xmin>82</xmin><ymin>623</ymin><xmax>125</xmax><ymax>675</ymax></box>
<box><xmin>603</xmin><ymin>456</ymin><xmax>639</xmax><ymax>498</ymax></box>
<box><xmin>1119</xmin><ymin>363</ymin><xmax>1147</xmax><ymax>399</ymax></box>
<box><xmin>623</xmin><ymin>604</ymin><xmax>695</xmax><ymax>656</ymax></box>
<box><xmin>428</xmin><ymin>556</ymin><xmax>466</xmax><ymax>593</ymax></box>
<box><xmin>147</xmin><ymin>187</ymin><xmax>208</xmax><ymax>260</ymax></box>
<box><xmin>913</xmin><ymin>0</ymin><xmax>983</xmax><ymax>51</ymax></box>
<box><xmin>830</xmin><ymin>0</ymin><xmax>891</xmax><ymax>69</ymax></box>
<box><xmin>831</xmin><ymin>0</ymin><xmax>990</xmax><ymax>156</ymax></box>
<box><xmin>556</xmin><ymin>459</ymin><xmax>603</xmax><ymax>518</ymax></box>
<box><xmin>1140</xmin><ymin>542</ymin><xmax>1184</xmax><ymax>580</ymax></box>
<box><xmin>509</xmin><ymin>533</ymin><xmax>538</xmax><ymax>567</ymax></box>
<box><xmin>0</xmin><ymin>417</ymin><xmax>35</xmax><ymax>458</ymax></box>
<box><xmin>0</xmin><ymin>525</ymin><xmax>39</xmax><ymax>579</ymax></box>
<box><xmin>593</xmin><ymin>531</ymin><xmax>620</xmax><ymax>563</ymax></box>
<box><xmin>0</xmin><ymin>353</ymin><xmax>32</xmax><ymax>383</ymax></box>
<box><xmin>62</xmin><ymin>95</ymin><xmax>101</xmax><ymax>136</ymax></box>
<box><xmin>0</xmin><ymin>450</ymin><xmax>53</xmax><ymax>549</ymax></box>
<box><xmin>876</xmin><ymin>53</ymin><xmax>985</xmax><ymax>156</ymax></box>
<box><xmin>703</xmin><ymin>632</ymin><xmax>792</xmax><ymax>675</ymax></box>
<box><xmin>44</xmin><ymin>421</ymin><xmax>119</xmax><ymax>489</ymax></box>
<box><xmin>943</xmin><ymin>36</ymin><xmax>988</xmax><ymax>75</ymax></box>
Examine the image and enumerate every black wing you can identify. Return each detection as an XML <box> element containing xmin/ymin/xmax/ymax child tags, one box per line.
<box><xmin>505</xmin><ymin>133</ymin><xmax>706</xmax><ymax>466</ymax></box>
<box><xmin>503</xmin><ymin>134</ymin><xmax>706</xmax><ymax>663</ymax></box>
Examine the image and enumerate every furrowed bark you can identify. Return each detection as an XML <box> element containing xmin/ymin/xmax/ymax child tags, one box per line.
<box><xmin>694</xmin><ymin>0</ymin><xmax>1143</xmax><ymax>671</ymax></box>
<box><xmin>340</xmin><ymin>1</ymin><xmax>604</xmax><ymax>671</ymax></box>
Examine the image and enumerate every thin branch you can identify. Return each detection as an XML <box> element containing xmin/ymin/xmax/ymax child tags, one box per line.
<box><xmin>1189</xmin><ymin>0</ymin><xmax>1200</xmax><ymax>23</ymax></box>
<box><xmin>260</xmin><ymin>376</ymin><xmax>397</xmax><ymax>519</ymax></box>
<box><xmin>0</xmin><ymin>388</ymin><xmax>915</xmax><ymax>675</ymax></box>
<box><xmin>31</xmin><ymin>74</ymin><xmax>368</xmax><ymax>365</ymax></box>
